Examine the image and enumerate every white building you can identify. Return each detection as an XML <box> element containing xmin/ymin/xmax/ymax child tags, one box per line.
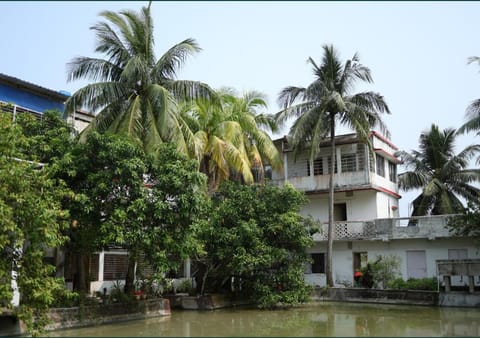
<box><xmin>272</xmin><ymin>131</ymin><xmax>480</xmax><ymax>288</ymax></box>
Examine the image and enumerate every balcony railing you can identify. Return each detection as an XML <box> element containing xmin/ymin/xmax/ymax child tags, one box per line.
<box><xmin>312</xmin><ymin>215</ymin><xmax>455</xmax><ymax>241</ymax></box>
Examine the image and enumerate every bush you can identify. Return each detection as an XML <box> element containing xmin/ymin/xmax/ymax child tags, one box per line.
<box><xmin>51</xmin><ymin>289</ymin><xmax>80</xmax><ymax>308</ymax></box>
<box><xmin>361</xmin><ymin>255</ymin><xmax>401</xmax><ymax>289</ymax></box>
<box><xmin>387</xmin><ymin>277</ymin><xmax>438</xmax><ymax>291</ymax></box>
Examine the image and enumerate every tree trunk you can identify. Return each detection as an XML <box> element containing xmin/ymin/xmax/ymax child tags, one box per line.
<box><xmin>326</xmin><ymin>115</ymin><xmax>336</xmax><ymax>287</ymax></box>
<box><xmin>73</xmin><ymin>253</ymin><xmax>89</xmax><ymax>293</ymax></box>
<box><xmin>124</xmin><ymin>254</ymin><xmax>136</xmax><ymax>294</ymax></box>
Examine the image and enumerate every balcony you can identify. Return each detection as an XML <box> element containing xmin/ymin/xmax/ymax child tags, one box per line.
<box><xmin>312</xmin><ymin>215</ymin><xmax>454</xmax><ymax>241</ymax></box>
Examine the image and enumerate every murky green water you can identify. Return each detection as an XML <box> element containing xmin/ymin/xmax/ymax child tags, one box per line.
<box><xmin>50</xmin><ymin>302</ymin><xmax>480</xmax><ymax>337</ymax></box>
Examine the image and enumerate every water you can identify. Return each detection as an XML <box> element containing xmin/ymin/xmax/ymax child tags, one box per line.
<box><xmin>50</xmin><ymin>302</ymin><xmax>480</xmax><ymax>337</ymax></box>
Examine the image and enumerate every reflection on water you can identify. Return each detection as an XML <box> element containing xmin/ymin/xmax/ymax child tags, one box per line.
<box><xmin>50</xmin><ymin>302</ymin><xmax>480</xmax><ymax>337</ymax></box>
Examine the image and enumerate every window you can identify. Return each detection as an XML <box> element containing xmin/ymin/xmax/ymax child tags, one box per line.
<box><xmin>63</xmin><ymin>253</ymin><xmax>99</xmax><ymax>282</ymax></box>
<box><xmin>305</xmin><ymin>253</ymin><xmax>325</xmax><ymax>274</ymax></box>
<box><xmin>103</xmin><ymin>254</ymin><xmax>128</xmax><ymax>281</ymax></box>
<box><xmin>376</xmin><ymin>154</ymin><xmax>385</xmax><ymax>177</ymax></box>
<box><xmin>388</xmin><ymin>161</ymin><xmax>397</xmax><ymax>182</ymax></box>
<box><xmin>307</xmin><ymin>158</ymin><xmax>323</xmax><ymax>176</ymax></box>
<box><xmin>341</xmin><ymin>153</ymin><xmax>357</xmax><ymax>172</ymax></box>
<box><xmin>313</xmin><ymin>158</ymin><xmax>323</xmax><ymax>175</ymax></box>
<box><xmin>327</xmin><ymin>156</ymin><xmax>338</xmax><ymax>174</ymax></box>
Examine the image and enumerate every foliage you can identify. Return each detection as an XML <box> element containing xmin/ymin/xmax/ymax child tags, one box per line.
<box><xmin>51</xmin><ymin>288</ymin><xmax>80</xmax><ymax>308</ymax></box>
<box><xmin>66</xmin><ymin>2</ymin><xmax>216</xmax><ymax>157</ymax></box>
<box><xmin>387</xmin><ymin>277</ymin><xmax>438</xmax><ymax>291</ymax></box>
<box><xmin>137</xmin><ymin>143</ymin><xmax>209</xmax><ymax>277</ymax></box>
<box><xmin>195</xmin><ymin>181</ymin><xmax>318</xmax><ymax>308</ymax></box>
<box><xmin>362</xmin><ymin>255</ymin><xmax>401</xmax><ymax>289</ymax></box>
<box><xmin>0</xmin><ymin>115</ymin><xmax>70</xmax><ymax>336</ymax></box>
<box><xmin>54</xmin><ymin>131</ymin><xmax>148</xmax><ymax>292</ymax></box>
<box><xmin>275</xmin><ymin>44</ymin><xmax>390</xmax><ymax>287</ymax></box>
<box><xmin>15</xmin><ymin>110</ymin><xmax>77</xmax><ymax>163</ymax></box>
<box><xmin>447</xmin><ymin>203</ymin><xmax>480</xmax><ymax>242</ymax></box>
<box><xmin>181</xmin><ymin>88</ymin><xmax>282</xmax><ymax>190</ymax></box>
<box><xmin>458</xmin><ymin>56</ymin><xmax>480</xmax><ymax>137</ymax></box>
<box><xmin>395</xmin><ymin>124</ymin><xmax>480</xmax><ymax>216</ymax></box>
<box><xmin>55</xmin><ymin>135</ymin><xmax>208</xmax><ymax>293</ymax></box>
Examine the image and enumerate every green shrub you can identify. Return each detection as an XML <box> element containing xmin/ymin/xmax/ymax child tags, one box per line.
<box><xmin>387</xmin><ymin>277</ymin><xmax>438</xmax><ymax>291</ymax></box>
<box><xmin>387</xmin><ymin>278</ymin><xmax>407</xmax><ymax>290</ymax></box>
<box><xmin>51</xmin><ymin>289</ymin><xmax>80</xmax><ymax>308</ymax></box>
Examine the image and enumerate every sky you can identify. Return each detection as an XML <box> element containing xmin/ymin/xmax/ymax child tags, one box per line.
<box><xmin>2</xmin><ymin>1</ymin><xmax>480</xmax><ymax>216</ymax></box>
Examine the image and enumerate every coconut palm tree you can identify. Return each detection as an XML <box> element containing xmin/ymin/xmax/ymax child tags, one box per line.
<box><xmin>275</xmin><ymin>44</ymin><xmax>390</xmax><ymax>287</ymax></box>
<box><xmin>396</xmin><ymin>124</ymin><xmax>480</xmax><ymax>216</ymax></box>
<box><xmin>458</xmin><ymin>56</ymin><xmax>480</xmax><ymax>136</ymax></box>
<box><xmin>181</xmin><ymin>88</ymin><xmax>282</xmax><ymax>191</ymax></box>
<box><xmin>65</xmin><ymin>3</ymin><xmax>215</xmax><ymax>156</ymax></box>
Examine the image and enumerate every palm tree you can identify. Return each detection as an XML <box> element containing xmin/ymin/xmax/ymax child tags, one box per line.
<box><xmin>65</xmin><ymin>3</ymin><xmax>215</xmax><ymax>156</ymax></box>
<box><xmin>275</xmin><ymin>44</ymin><xmax>390</xmax><ymax>287</ymax></box>
<box><xmin>458</xmin><ymin>56</ymin><xmax>480</xmax><ymax>136</ymax></box>
<box><xmin>396</xmin><ymin>124</ymin><xmax>480</xmax><ymax>216</ymax></box>
<box><xmin>181</xmin><ymin>88</ymin><xmax>282</xmax><ymax>191</ymax></box>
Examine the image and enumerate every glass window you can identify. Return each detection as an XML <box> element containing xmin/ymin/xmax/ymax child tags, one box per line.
<box><xmin>388</xmin><ymin>161</ymin><xmax>397</xmax><ymax>182</ymax></box>
<box><xmin>376</xmin><ymin>154</ymin><xmax>385</xmax><ymax>177</ymax></box>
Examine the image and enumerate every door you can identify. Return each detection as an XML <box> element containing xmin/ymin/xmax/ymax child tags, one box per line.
<box><xmin>406</xmin><ymin>250</ymin><xmax>427</xmax><ymax>279</ymax></box>
<box><xmin>334</xmin><ymin>203</ymin><xmax>347</xmax><ymax>221</ymax></box>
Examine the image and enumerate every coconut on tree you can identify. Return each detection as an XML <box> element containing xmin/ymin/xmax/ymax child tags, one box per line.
<box><xmin>275</xmin><ymin>44</ymin><xmax>390</xmax><ymax>287</ymax></box>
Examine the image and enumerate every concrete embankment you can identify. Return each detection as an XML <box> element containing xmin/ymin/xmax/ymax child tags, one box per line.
<box><xmin>312</xmin><ymin>287</ymin><xmax>480</xmax><ymax>307</ymax></box>
<box><xmin>45</xmin><ymin>298</ymin><xmax>171</xmax><ymax>331</ymax></box>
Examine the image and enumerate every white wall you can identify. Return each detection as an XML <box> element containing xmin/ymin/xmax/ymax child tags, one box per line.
<box><xmin>300</xmin><ymin>190</ymin><xmax>379</xmax><ymax>222</ymax></box>
<box><xmin>305</xmin><ymin>237</ymin><xmax>480</xmax><ymax>287</ymax></box>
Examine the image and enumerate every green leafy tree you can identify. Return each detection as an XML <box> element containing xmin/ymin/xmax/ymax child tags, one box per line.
<box><xmin>66</xmin><ymin>2</ymin><xmax>216</xmax><ymax>157</ymax></box>
<box><xmin>0</xmin><ymin>115</ymin><xmax>70</xmax><ymax>336</ymax></box>
<box><xmin>195</xmin><ymin>181</ymin><xmax>317</xmax><ymax>308</ymax></box>
<box><xmin>181</xmin><ymin>88</ymin><xmax>282</xmax><ymax>191</ymax></box>
<box><xmin>396</xmin><ymin>124</ymin><xmax>480</xmax><ymax>216</ymax></box>
<box><xmin>275</xmin><ymin>44</ymin><xmax>390</xmax><ymax>286</ymax></box>
<box><xmin>15</xmin><ymin>110</ymin><xmax>77</xmax><ymax>163</ymax></box>
<box><xmin>55</xmin><ymin>132</ymin><xmax>148</xmax><ymax>294</ymax></box>
<box><xmin>56</xmin><ymin>133</ymin><xmax>208</xmax><ymax>294</ymax></box>
<box><xmin>447</xmin><ymin>203</ymin><xmax>480</xmax><ymax>242</ymax></box>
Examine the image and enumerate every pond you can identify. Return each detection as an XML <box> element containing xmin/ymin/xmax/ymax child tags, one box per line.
<box><xmin>50</xmin><ymin>302</ymin><xmax>480</xmax><ymax>337</ymax></box>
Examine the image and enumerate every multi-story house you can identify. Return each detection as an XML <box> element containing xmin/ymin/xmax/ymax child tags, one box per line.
<box><xmin>272</xmin><ymin>131</ymin><xmax>480</xmax><ymax>289</ymax></box>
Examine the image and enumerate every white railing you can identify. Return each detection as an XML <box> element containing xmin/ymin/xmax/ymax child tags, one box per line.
<box><xmin>312</xmin><ymin>215</ymin><xmax>455</xmax><ymax>241</ymax></box>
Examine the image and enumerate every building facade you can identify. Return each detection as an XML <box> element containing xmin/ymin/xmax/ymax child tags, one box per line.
<box><xmin>272</xmin><ymin>132</ymin><xmax>480</xmax><ymax>288</ymax></box>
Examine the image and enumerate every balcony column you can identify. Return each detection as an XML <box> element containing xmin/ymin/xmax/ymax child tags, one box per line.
<box><xmin>444</xmin><ymin>275</ymin><xmax>451</xmax><ymax>292</ymax></box>
<box><xmin>468</xmin><ymin>276</ymin><xmax>475</xmax><ymax>293</ymax></box>
<box><xmin>283</xmin><ymin>152</ymin><xmax>288</xmax><ymax>183</ymax></box>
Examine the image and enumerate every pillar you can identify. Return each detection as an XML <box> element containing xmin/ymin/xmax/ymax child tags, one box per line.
<box><xmin>468</xmin><ymin>276</ymin><xmax>475</xmax><ymax>293</ymax></box>
<box><xmin>444</xmin><ymin>275</ymin><xmax>451</xmax><ymax>293</ymax></box>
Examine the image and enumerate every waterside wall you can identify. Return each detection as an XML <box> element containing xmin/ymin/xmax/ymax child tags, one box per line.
<box><xmin>313</xmin><ymin>287</ymin><xmax>480</xmax><ymax>308</ymax></box>
<box><xmin>46</xmin><ymin>298</ymin><xmax>170</xmax><ymax>331</ymax></box>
